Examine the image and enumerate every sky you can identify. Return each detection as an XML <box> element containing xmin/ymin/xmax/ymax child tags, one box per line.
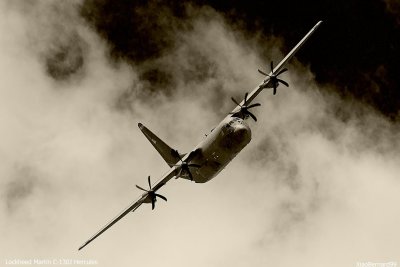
<box><xmin>1</xmin><ymin>1</ymin><xmax>400</xmax><ymax>267</ymax></box>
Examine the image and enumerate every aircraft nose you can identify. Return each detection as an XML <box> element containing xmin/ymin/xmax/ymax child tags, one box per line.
<box><xmin>233</xmin><ymin>125</ymin><xmax>251</xmax><ymax>143</ymax></box>
<box><xmin>234</xmin><ymin>125</ymin><xmax>246</xmax><ymax>134</ymax></box>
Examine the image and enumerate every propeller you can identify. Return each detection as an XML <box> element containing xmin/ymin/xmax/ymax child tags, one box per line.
<box><xmin>229</xmin><ymin>92</ymin><xmax>261</xmax><ymax>121</ymax></box>
<box><xmin>172</xmin><ymin>149</ymin><xmax>201</xmax><ymax>181</ymax></box>
<box><xmin>258</xmin><ymin>61</ymin><xmax>289</xmax><ymax>95</ymax></box>
<box><xmin>136</xmin><ymin>176</ymin><xmax>167</xmax><ymax>210</ymax></box>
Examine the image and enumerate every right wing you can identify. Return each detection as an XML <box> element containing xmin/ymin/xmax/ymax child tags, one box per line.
<box><xmin>78</xmin><ymin>166</ymin><xmax>178</xmax><ymax>251</ymax></box>
<box><xmin>229</xmin><ymin>21</ymin><xmax>322</xmax><ymax>114</ymax></box>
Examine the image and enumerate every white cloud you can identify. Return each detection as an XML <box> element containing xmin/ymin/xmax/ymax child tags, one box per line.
<box><xmin>0</xmin><ymin>2</ymin><xmax>399</xmax><ymax>267</ymax></box>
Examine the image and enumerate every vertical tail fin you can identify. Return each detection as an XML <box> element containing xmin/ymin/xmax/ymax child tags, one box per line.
<box><xmin>138</xmin><ymin>123</ymin><xmax>181</xmax><ymax>167</ymax></box>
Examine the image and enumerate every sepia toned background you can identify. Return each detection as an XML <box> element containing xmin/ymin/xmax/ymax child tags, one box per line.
<box><xmin>1</xmin><ymin>1</ymin><xmax>399</xmax><ymax>266</ymax></box>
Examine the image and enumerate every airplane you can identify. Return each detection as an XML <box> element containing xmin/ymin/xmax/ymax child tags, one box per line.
<box><xmin>78</xmin><ymin>20</ymin><xmax>323</xmax><ymax>251</ymax></box>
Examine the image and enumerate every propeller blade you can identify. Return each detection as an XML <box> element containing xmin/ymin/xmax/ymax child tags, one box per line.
<box><xmin>246</xmin><ymin>111</ymin><xmax>257</xmax><ymax>122</ymax></box>
<box><xmin>136</xmin><ymin>175</ymin><xmax>168</xmax><ymax>210</ymax></box>
<box><xmin>147</xmin><ymin>176</ymin><xmax>151</xmax><ymax>189</ymax></box>
<box><xmin>247</xmin><ymin>103</ymin><xmax>261</xmax><ymax>109</ymax></box>
<box><xmin>136</xmin><ymin>185</ymin><xmax>149</xmax><ymax>192</ymax></box>
<box><xmin>258</xmin><ymin>69</ymin><xmax>268</xmax><ymax>76</ymax></box>
<box><xmin>277</xmin><ymin>79</ymin><xmax>289</xmax><ymax>87</ymax></box>
<box><xmin>171</xmin><ymin>149</ymin><xmax>183</xmax><ymax>161</ymax></box>
<box><xmin>188</xmin><ymin>171</ymin><xmax>193</xmax><ymax>181</ymax></box>
<box><xmin>259</xmin><ymin>60</ymin><xmax>289</xmax><ymax>96</ymax></box>
<box><xmin>277</xmin><ymin>68</ymin><xmax>288</xmax><ymax>76</ymax></box>
<box><xmin>176</xmin><ymin>168</ymin><xmax>183</xmax><ymax>178</ymax></box>
<box><xmin>155</xmin><ymin>194</ymin><xmax>167</xmax><ymax>202</ymax></box>
<box><xmin>188</xmin><ymin>164</ymin><xmax>201</xmax><ymax>168</ymax></box>
<box><xmin>231</xmin><ymin>97</ymin><xmax>241</xmax><ymax>106</ymax></box>
<box><xmin>230</xmin><ymin>92</ymin><xmax>262</xmax><ymax>122</ymax></box>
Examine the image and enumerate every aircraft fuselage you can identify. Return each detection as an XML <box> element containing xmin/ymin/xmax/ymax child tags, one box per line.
<box><xmin>188</xmin><ymin>116</ymin><xmax>252</xmax><ymax>183</ymax></box>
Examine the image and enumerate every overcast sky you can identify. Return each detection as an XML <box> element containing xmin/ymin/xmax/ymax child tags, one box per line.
<box><xmin>1</xmin><ymin>1</ymin><xmax>399</xmax><ymax>267</ymax></box>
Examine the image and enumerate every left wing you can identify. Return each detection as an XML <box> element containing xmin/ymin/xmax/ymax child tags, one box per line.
<box><xmin>78</xmin><ymin>166</ymin><xmax>177</xmax><ymax>250</ymax></box>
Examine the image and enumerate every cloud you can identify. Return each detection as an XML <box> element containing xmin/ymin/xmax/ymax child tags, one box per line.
<box><xmin>385</xmin><ymin>0</ymin><xmax>400</xmax><ymax>24</ymax></box>
<box><xmin>0</xmin><ymin>1</ymin><xmax>399</xmax><ymax>267</ymax></box>
<box><xmin>5</xmin><ymin>165</ymin><xmax>40</xmax><ymax>213</ymax></box>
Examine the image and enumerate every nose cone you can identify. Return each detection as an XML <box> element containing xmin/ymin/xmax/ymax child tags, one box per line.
<box><xmin>233</xmin><ymin>124</ymin><xmax>251</xmax><ymax>145</ymax></box>
<box><xmin>219</xmin><ymin>121</ymin><xmax>252</xmax><ymax>153</ymax></box>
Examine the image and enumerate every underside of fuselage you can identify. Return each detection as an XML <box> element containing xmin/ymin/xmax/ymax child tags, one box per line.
<box><xmin>188</xmin><ymin>117</ymin><xmax>252</xmax><ymax>183</ymax></box>
<box><xmin>139</xmin><ymin>117</ymin><xmax>252</xmax><ymax>183</ymax></box>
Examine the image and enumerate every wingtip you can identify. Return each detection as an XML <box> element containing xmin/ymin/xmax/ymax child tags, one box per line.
<box><xmin>138</xmin><ymin>122</ymin><xmax>144</xmax><ymax>130</ymax></box>
<box><xmin>315</xmin><ymin>20</ymin><xmax>323</xmax><ymax>28</ymax></box>
<box><xmin>78</xmin><ymin>241</ymin><xmax>89</xmax><ymax>251</ymax></box>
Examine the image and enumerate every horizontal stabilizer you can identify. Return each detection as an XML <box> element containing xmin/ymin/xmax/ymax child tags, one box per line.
<box><xmin>138</xmin><ymin>123</ymin><xmax>180</xmax><ymax>167</ymax></box>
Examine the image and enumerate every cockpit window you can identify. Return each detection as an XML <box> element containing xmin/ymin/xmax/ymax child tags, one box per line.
<box><xmin>229</xmin><ymin>117</ymin><xmax>243</xmax><ymax>125</ymax></box>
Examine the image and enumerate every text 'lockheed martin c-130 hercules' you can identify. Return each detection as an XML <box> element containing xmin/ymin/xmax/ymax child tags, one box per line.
<box><xmin>79</xmin><ymin>21</ymin><xmax>323</xmax><ymax>251</ymax></box>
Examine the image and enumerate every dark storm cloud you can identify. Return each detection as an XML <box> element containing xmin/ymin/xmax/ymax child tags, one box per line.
<box><xmin>385</xmin><ymin>0</ymin><xmax>400</xmax><ymax>24</ymax></box>
<box><xmin>81</xmin><ymin>0</ymin><xmax>184</xmax><ymax>95</ymax></box>
<box><xmin>80</xmin><ymin>0</ymin><xmax>186</xmax><ymax>63</ymax></box>
<box><xmin>80</xmin><ymin>0</ymin><xmax>400</xmax><ymax>119</ymax></box>
<box><xmin>80</xmin><ymin>1</ymin><xmax>226</xmax><ymax>99</ymax></box>
<box><xmin>111</xmin><ymin>4</ymin><xmax>257</xmax><ymax>115</ymax></box>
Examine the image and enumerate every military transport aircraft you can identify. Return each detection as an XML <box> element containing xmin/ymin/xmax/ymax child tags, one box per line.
<box><xmin>79</xmin><ymin>21</ymin><xmax>322</xmax><ymax>251</ymax></box>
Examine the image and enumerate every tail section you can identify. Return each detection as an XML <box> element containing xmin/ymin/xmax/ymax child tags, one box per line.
<box><xmin>138</xmin><ymin>123</ymin><xmax>180</xmax><ymax>167</ymax></box>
